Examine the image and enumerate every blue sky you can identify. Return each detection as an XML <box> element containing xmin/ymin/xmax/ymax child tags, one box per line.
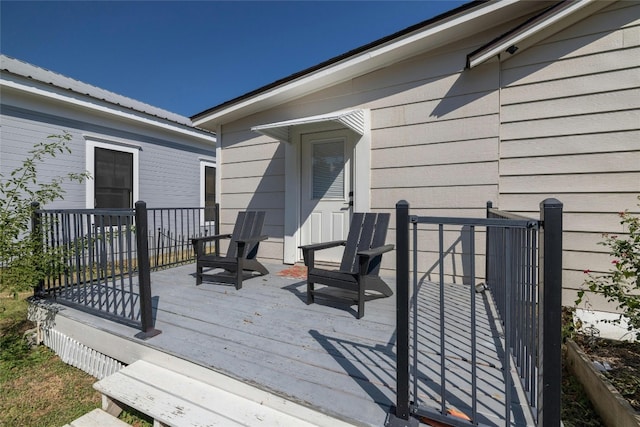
<box><xmin>1</xmin><ymin>1</ymin><xmax>467</xmax><ymax>117</ymax></box>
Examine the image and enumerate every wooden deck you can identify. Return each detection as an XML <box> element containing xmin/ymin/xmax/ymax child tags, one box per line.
<box><xmin>40</xmin><ymin>262</ymin><xmax>530</xmax><ymax>427</ymax></box>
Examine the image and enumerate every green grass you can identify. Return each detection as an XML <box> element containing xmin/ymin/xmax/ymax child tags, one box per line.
<box><xmin>0</xmin><ymin>294</ymin><xmax>101</xmax><ymax>427</ymax></box>
<box><xmin>0</xmin><ymin>293</ymin><xmax>152</xmax><ymax>427</ymax></box>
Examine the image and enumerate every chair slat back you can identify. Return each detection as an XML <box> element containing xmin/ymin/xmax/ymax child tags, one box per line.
<box><xmin>340</xmin><ymin>212</ymin><xmax>390</xmax><ymax>273</ymax></box>
<box><xmin>227</xmin><ymin>211</ymin><xmax>266</xmax><ymax>259</ymax></box>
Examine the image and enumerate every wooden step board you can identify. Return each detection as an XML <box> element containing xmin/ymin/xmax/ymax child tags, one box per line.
<box><xmin>63</xmin><ymin>408</ymin><xmax>131</xmax><ymax>427</ymax></box>
<box><xmin>94</xmin><ymin>360</ymin><xmax>355</xmax><ymax>427</ymax></box>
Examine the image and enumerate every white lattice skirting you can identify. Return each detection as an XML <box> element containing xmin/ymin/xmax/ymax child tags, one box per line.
<box><xmin>42</xmin><ymin>328</ymin><xmax>124</xmax><ymax>379</ymax></box>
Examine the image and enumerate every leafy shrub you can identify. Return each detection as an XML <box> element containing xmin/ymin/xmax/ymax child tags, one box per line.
<box><xmin>577</xmin><ymin>197</ymin><xmax>640</xmax><ymax>340</ymax></box>
<box><xmin>0</xmin><ymin>133</ymin><xmax>89</xmax><ymax>296</ymax></box>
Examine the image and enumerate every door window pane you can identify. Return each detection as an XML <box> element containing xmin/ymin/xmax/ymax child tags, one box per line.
<box><xmin>312</xmin><ymin>141</ymin><xmax>344</xmax><ymax>199</ymax></box>
<box><xmin>94</xmin><ymin>147</ymin><xmax>133</xmax><ymax>209</ymax></box>
<box><xmin>204</xmin><ymin>166</ymin><xmax>216</xmax><ymax>222</ymax></box>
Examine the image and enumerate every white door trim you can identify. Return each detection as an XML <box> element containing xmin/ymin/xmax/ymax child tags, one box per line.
<box><xmin>283</xmin><ymin>110</ymin><xmax>371</xmax><ymax>264</ymax></box>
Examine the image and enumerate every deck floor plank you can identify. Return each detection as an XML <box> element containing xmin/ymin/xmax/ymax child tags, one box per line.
<box><xmin>49</xmin><ymin>262</ymin><xmax>531</xmax><ymax>426</ymax></box>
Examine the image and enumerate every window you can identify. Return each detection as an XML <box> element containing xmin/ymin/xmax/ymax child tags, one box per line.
<box><xmin>86</xmin><ymin>140</ymin><xmax>139</xmax><ymax>210</ymax></box>
<box><xmin>312</xmin><ymin>140</ymin><xmax>344</xmax><ymax>199</ymax></box>
<box><xmin>200</xmin><ymin>161</ymin><xmax>216</xmax><ymax>223</ymax></box>
<box><xmin>94</xmin><ymin>147</ymin><xmax>133</xmax><ymax>209</ymax></box>
<box><xmin>204</xmin><ymin>165</ymin><xmax>216</xmax><ymax>221</ymax></box>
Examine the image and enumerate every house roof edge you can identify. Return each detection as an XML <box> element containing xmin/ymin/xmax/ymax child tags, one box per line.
<box><xmin>0</xmin><ymin>54</ymin><xmax>216</xmax><ymax>141</ymax></box>
<box><xmin>190</xmin><ymin>0</ymin><xmax>488</xmax><ymax>125</ymax></box>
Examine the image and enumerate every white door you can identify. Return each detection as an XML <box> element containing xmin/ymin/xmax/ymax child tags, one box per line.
<box><xmin>300</xmin><ymin>131</ymin><xmax>353</xmax><ymax>263</ymax></box>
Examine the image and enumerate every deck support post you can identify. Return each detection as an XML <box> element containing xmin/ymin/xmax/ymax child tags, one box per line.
<box><xmin>538</xmin><ymin>198</ymin><xmax>563</xmax><ymax>426</ymax></box>
<box><xmin>386</xmin><ymin>200</ymin><xmax>418</xmax><ymax>427</ymax></box>
<box><xmin>135</xmin><ymin>200</ymin><xmax>161</xmax><ymax>340</ymax></box>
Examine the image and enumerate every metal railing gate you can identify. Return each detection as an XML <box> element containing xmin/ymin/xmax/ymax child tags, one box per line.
<box><xmin>388</xmin><ymin>199</ymin><xmax>562</xmax><ymax>427</ymax></box>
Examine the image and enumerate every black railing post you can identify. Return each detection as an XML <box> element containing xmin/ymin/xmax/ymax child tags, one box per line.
<box><xmin>538</xmin><ymin>198</ymin><xmax>563</xmax><ymax>426</ymax></box>
<box><xmin>31</xmin><ymin>202</ymin><xmax>45</xmax><ymax>297</ymax></box>
<box><xmin>214</xmin><ymin>203</ymin><xmax>220</xmax><ymax>256</ymax></box>
<box><xmin>134</xmin><ymin>201</ymin><xmax>161</xmax><ymax>340</ymax></box>
<box><xmin>485</xmin><ymin>201</ymin><xmax>493</xmax><ymax>289</ymax></box>
<box><xmin>387</xmin><ymin>200</ymin><xmax>418</xmax><ymax>426</ymax></box>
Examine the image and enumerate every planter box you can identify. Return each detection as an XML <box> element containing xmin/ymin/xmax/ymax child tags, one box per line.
<box><xmin>566</xmin><ymin>339</ymin><xmax>640</xmax><ymax>427</ymax></box>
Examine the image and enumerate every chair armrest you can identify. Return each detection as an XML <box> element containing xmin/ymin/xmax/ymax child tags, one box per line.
<box><xmin>357</xmin><ymin>244</ymin><xmax>394</xmax><ymax>259</ymax></box>
<box><xmin>299</xmin><ymin>240</ymin><xmax>346</xmax><ymax>252</ymax></box>
<box><xmin>299</xmin><ymin>240</ymin><xmax>347</xmax><ymax>268</ymax></box>
<box><xmin>357</xmin><ymin>244</ymin><xmax>394</xmax><ymax>275</ymax></box>
<box><xmin>191</xmin><ymin>233</ymin><xmax>232</xmax><ymax>257</ymax></box>
<box><xmin>191</xmin><ymin>234</ymin><xmax>232</xmax><ymax>244</ymax></box>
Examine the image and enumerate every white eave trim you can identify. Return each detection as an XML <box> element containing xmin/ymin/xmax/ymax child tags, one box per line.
<box><xmin>0</xmin><ymin>78</ymin><xmax>216</xmax><ymax>143</ymax></box>
<box><xmin>466</xmin><ymin>0</ymin><xmax>599</xmax><ymax>69</ymax></box>
<box><xmin>192</xmin><ymin>0</ymin><xmax>526</xmax><ymax>128</ymax></box>
<box><xmin>251</xmin><ymin>109</ymin><xmax>365</xmax><ymax>142</ymax></box>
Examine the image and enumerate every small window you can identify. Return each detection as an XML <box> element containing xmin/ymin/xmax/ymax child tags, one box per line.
<box><xmin>204</xmin><ymin>165</ymin><xmax>216</xmax><ymax>222</ymax></box>
<box><xmin>94</xmin><ymin>147</ymin><xmax>133</xmax><ymax>209</ymax></box>
<box><xmin>312</xmin><ymin>141</ymin><xmax>344</xmax><ymax>199</ymax></box>
<box><xmin>200</xmin><ymin>161</ymin><xmax>217</xmax><ymax>224</ymax></box>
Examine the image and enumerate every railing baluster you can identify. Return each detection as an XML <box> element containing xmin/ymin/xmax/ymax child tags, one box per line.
<box><xmin>438</xmin><ymin>223</ymin><xmax>446</xmax><ymax>416</ymax></box>
<box><xmin>505</xmin><ymin>230</ymin><xmax>512</xmax><ymax>427</ymax></box>
<box><xmin>470</xmin><ymin>225</ymin><xmax>477</xmax><ymax>424</ymax></box>
<box><xmin>411</xmin><ymin>220</ymin><xmax>418</xmax><ymax>408</ymax></box>
<box><xmin>117</xmin><ymin>214</ymin><xmax>126</xmax><ymax>318</ymax></box>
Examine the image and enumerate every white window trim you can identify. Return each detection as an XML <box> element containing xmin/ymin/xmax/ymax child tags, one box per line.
<box><xmin>85</xmin><ymin>139</ymin><xmax>140</xmax><ymax>209</ymax></box>
<box><xmin>200</xmin><ymin>160</ymin><xmax>217</xmax><ymax>226</ymax></box>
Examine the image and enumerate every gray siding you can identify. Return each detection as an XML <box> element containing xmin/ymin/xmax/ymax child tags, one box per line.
<box><xmin>1</xmin><ymin>108</ymin><xmax>87</xmax><ymax>208</ymax></box>
<box><xmin>1</xmin><ymin>95</ymin><xmax>214</xmax><ymax>210</ymax></box>
<box><xmin>217</xmin><ymin>26</ymin><xmax>511</xmax><ymax>269</ymax></box>
<box><xmin>217</xmin><ymin>126</ymin><xmax>284</xmax><ymax>261</ymax></box>
<box><xmin>498</xmin><ymin>1</ymin><xmax>640</xmax><ymax>311</ymax></box>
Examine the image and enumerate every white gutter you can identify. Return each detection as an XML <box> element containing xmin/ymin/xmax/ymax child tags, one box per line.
<box><xmin>1</xmin><ymin>78</ymin><xmax>216</xmax><ymax>143</ymax></box>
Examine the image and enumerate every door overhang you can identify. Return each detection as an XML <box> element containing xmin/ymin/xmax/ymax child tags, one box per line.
<box><xmin>251</xmin><ymin>109</ymin><xmax>370</xmax><ymax>264</ymax></box>
<box><xmin>251</xmin><ymin>109</ymin><xmax>365</xmax><ymax>142</ymax></box>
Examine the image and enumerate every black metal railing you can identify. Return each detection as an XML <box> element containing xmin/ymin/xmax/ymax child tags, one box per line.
<box><xmin>31</xmin><ymin>202</ymin><xmax>219</xmax><ymax>338</ymax></box>
<box><xmin>389</xmin><ymin>199</ymin><xmax>563</xmax><ymax>427</ymax></box>
<box><xmin>147</xmin><ymin>206</ymin><xmax>219</xmax><ymax>269</ymax></box>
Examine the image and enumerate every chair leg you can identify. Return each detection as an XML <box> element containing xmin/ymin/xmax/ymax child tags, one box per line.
<box><xmin>235</xmin><ymin>271</ymin><xmax>242</xmax><ymax>290</ymax></box>
<box><xmin>196</xmin><ymin>263</ymin><xmax>203</xmax><ymax>286</ymax></box>
<box><xmin>236</xmin><ymin>256</ymin><xmax>243</xmax><ymax>290</ymax></box>
<box><xmin>307</xmin><ymin>281</ymin><xmax>315</xmax><ymax>305</ymax></box>
<box><xmin>357</xmin><ymin>279</ymin><xmax>365</xmax><ymax>319</ymax></box>
<box><xmin>357</xmin><ymin>293</ymin><xmax>365</xmax><ymax>319</ymax></box>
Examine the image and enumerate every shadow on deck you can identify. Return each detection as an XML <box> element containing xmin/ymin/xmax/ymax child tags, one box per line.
<box><xmin>33</xmin><ymin>262</ymin><xmax>526</xmax><ymax>427</ymax></box>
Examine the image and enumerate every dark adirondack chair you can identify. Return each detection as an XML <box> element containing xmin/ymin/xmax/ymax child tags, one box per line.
<box><xmin>191</xmin><ymin>211</ymin><xmax>269</xmax><ymax>290</ymax></box>
<box><xmin>300</xmin><ymin>212</ymin><xmax>394</xmax><ymax>318</ymax></box>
